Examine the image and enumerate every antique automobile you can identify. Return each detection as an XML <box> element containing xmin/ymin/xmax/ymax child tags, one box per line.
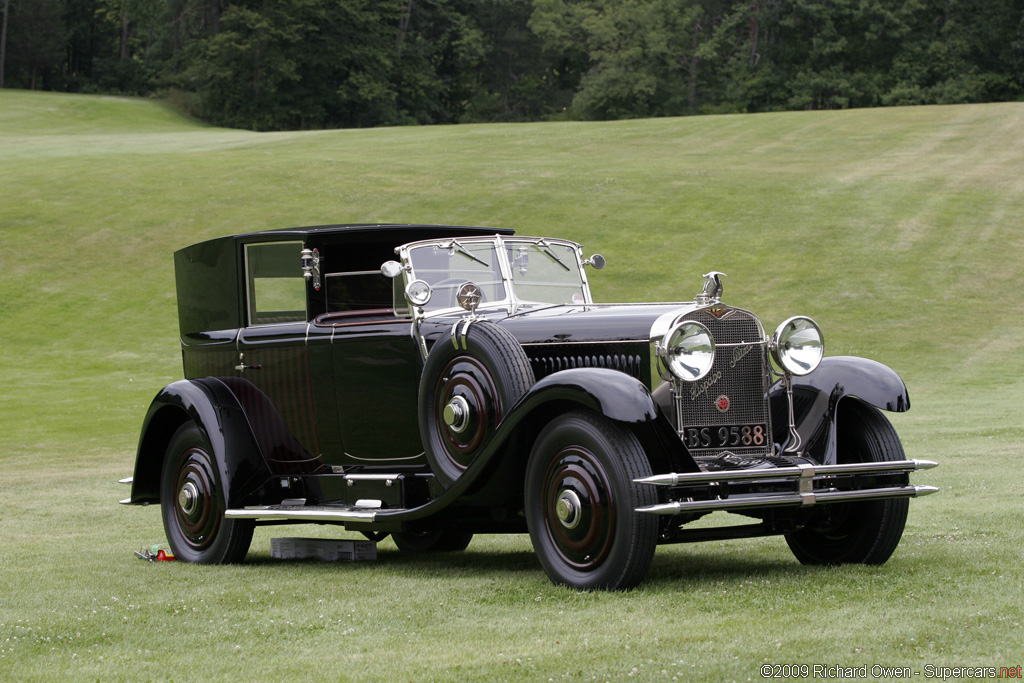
<box><xmin>121</xmin><ymin>223</ymin><xmax>937</xmax><ymax>590</ymax></box>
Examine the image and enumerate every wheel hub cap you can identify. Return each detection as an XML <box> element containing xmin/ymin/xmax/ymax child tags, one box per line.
<box><xmin>555</xmin><ymin>490</ymin><xmax>582</xmax><ymax>529</ymax></box>
<box><xmin>178</xmin><ymin>481</ymin><xmax>200</xmax><ymax>515</ymax></box>
<box><xmin>442</xmin><ymin>395</ymin><xmax>471</xmax><ymax>433</ymax></box>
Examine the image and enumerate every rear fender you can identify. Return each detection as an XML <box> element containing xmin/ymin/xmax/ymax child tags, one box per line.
<box><xmin>770</xmin><ymin>356</ymin><xmax>910</xmax><ymax>465</ymax></box>
<box><xmin>128</xmin><ymin>379</ymin><xmax>272</xmax><ymax>508</ymax></box>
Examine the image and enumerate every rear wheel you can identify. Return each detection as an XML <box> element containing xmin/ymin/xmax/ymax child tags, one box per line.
<box><xmin>392</xmin><ymin>529</ymin><xmax>474</xmax><ymax>552</ymax></box>
<box><xmin>161</xmin><ymin>422</ymin><xmax>254</xmax><ymax>564</ymax></box>
<box><xmin>525</xmin><ymin>410</ymin><xmax>658</xmax><ymax>590</ymax></box>
<box><xmin>785</xmin><ymin>401</ymin><xmax>909</xmax><ymax>565</ymax></box>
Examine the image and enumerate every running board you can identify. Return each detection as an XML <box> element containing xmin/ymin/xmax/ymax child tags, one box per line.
<box><xmin>636</xmin><ymin>484</ymin><xmax>938</xmax><ymax>515</ymax></box>
<box><xmin>225</xmin><ymin>505</ymin><xmax>382</xmax><ymax>523</ymax></box>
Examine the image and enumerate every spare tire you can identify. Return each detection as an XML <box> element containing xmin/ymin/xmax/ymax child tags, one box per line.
<box><xmin>419</xmin><ymin>321</ymin><xmax>535</xmax><ymax>487</ymax></box>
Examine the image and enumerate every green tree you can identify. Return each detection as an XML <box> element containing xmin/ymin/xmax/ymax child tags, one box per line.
<box><xmin>184</xmin><ymin>0</ymin><xmax>402</xmax><ymax>130</ymax></box>
<box><xmin>883</xmin><ymin>0</ymin><xmax>1022</xmax><ymax>105</ymax></box>
<box><xmin>3</xmin><ymin>0</ymin><xmax>67</xmax><ymax>90</ymax></box>
<box><xmin>1</xmin><ymin>0</ymin><xmax>10</xmax><ymax>88</ymax></box>
<box><xmin>531</xmin><ymin>0</ymin><xmax>741</xmax><ymax>119</ymax></box>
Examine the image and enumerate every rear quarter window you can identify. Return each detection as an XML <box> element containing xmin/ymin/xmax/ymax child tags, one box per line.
<box><xmin>245</xmin><ymin>241</ymin><xmax>306</xmax><ymax>325</ymax></box>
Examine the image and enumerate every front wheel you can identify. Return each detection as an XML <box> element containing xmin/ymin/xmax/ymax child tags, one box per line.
<box><xmin>160</xmin><ymin>422</ymin><xmax>254</xmax><ymax>564</ymax></box>
<box><xmin>525</xmin><ymin>410</ymin><xmax>658</xmax><ymax>590</ymax></box>
<box><xmin>785</xmin><ymin>401</ymin><xmax>909</xmax><ymax>565</ymax></box>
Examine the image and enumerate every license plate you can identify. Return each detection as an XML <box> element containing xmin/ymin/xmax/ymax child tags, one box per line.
<box><xmin>682</xmin><ymin>424</ymin><xmax>769</xmax><ymax>450</ymax></box>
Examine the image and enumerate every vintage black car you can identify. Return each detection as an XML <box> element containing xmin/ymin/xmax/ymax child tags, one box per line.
<box><xmin>122</xmin><ymin>224</ymin><xmax>937</xmax><ymax>590</ymax></box>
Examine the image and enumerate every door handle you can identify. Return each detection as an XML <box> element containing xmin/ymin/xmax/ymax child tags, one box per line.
<box><xmin>235</xmin><ymin>353</ymin><xmax>262</xmax><ymax>372</ymax></box>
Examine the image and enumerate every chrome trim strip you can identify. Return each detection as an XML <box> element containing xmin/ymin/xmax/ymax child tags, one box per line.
<box><xmin>342</xmin><ymin>473</ymin><xmax>403</xmax><ymax>481</ymax></box>
<box><xmin>118</xmin><ymin>477</ymin><xmax>133</xmax><ymax>485</ymax></box>
<box><xmin>713</xmin><ymin>341</ymin><xmax>767</xmax><ymax>348</ymax></box>
<box><xmin>520</xmin><ymin>338</ymin><xmax>648</xmax><ymax>347</ymax></box>
<box><xmin>634</xmin><ymin>459</ymin><xmax>938</xmax><ymax>487</ymax></box>
<box><xmin>636</xmin><ymin>484</ymin><xmax>939</xmax><ymax>515</ymax></box>
<box><xmin>344</xmin><ymin>451</ymin><xmax>424</xmax><ymax>462</ymax></box>
<box><xmin>225</xmin><ymin>507</ymin><xmax>378</xmax><ymax>522</ymax></box>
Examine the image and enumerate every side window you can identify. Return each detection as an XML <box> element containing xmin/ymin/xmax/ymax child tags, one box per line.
<box><xmin>325</xmin><ymin>271</ymin><xmax>395</xmax><ymax>313</ymax></box>
<box><xmin>245</xmin><ymin>241</ymin><xmax>306</xmax><ymax>325</ymax></box>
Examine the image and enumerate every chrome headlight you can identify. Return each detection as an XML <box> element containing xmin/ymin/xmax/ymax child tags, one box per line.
<box><xmin>771</xmin><ymin>316</ymin><xmax>824</xmax><ymax>376</ymax></box>
<box><xmin>660</xmin><ymin>321</ymin><xmax>716</xmax><ymax>381</ymax></box>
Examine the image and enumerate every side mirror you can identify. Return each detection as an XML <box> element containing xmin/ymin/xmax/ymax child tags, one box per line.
<box><xmin>583</xmin><ymin>254</ymin><xmax>606</xmax><ymax>269</ymax></box>
<box><xmin>381</xmin><ymin>260</ymin><xmax>403</xmax><ymax>278</ymax></box>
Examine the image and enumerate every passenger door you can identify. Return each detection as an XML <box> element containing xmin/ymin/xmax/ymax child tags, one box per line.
<box><xmin>319</xmin><ymin>269</ymin><xmax>425</xmax><ymax>466</ymax></box>
<box><xmin>235</xmin><ymin>240</ymin><xmax>324</xmax><ymax>473</ymax></box>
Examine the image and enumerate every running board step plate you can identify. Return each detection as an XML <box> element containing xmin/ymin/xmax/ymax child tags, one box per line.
<box><xmin>225</xmin><ymin>505</ymin><xmax>383</xmax><ymax>523</ymax></box>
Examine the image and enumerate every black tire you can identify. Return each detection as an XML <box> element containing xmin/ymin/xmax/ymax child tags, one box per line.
<box><xmin>419</xmin><ymin>321</ymin><xmax>535</xmax><ymax>487</ymax></box>
<box><xmin>525</xmin><ymin>410</ymin><xmax>658</xmax><ymax>590</ymax></box>
<box><xmin>785</xmin><ymin>401</ymin><xmax>909</xmax><ymax>565</ymax></box>
<box><xmin>160</xmin><ymin>422</ymin><xmax>254</xmax><ymax>564</ymax></box>
<box><xmin>392</xmin><ymin>529</ymin><xmax>474</xmax><ymax>552</ymax></box>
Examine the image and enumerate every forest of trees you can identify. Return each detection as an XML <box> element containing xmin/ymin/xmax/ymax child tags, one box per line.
<box><xmin>2</xmin><ymin>0</ymin><xmax>1023</xmax><ymax>131</ymax></box>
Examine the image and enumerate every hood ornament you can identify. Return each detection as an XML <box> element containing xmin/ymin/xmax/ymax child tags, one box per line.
<box><xmin>696</xmin><ymin>271</ymin><xmax>726</xmax><ymax>305</ymax></box>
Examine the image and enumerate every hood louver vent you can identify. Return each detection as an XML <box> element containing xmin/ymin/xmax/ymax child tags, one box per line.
<box><xmin>528</xmin><ymin>350</ymin><xmax>643</xmax><ymax>381</ymax></box>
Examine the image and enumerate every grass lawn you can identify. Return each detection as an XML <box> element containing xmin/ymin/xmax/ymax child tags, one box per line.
<box><xmin>1</xmin><ymin>89</ymin><xmax>1022</xmax><ymax>681</ymax></box>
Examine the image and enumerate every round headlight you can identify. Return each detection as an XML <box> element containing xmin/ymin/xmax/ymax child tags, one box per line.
<box><xmin>771</xmin><ymin>316</ymin><xmax>824</xmax><ymax>375</ymax></box>
<box><xmin>660</xmin><ymin>321</ymin><xmax>716</xmax><ymax>382</ymax></box>
<box><xmin>405</xmin><ymin>279</ymin><xmax>432</xmax><ymax>307</ymax></box>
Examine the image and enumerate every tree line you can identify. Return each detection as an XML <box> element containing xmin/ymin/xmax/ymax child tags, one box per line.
<box><xmin>2</xmin><ymin>0</ymin><xmax>1023</xmax><ymax>131</ymax></box>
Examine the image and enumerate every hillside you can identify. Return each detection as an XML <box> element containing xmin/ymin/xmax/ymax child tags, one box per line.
<box><xmin>1</xmin><ymin>91</ymin><xmax>1021</xmax><ymax>679</ymax></box>
<box><xmin>3</xmin><ymin>91</ymin><xmax>1023</xmax><ymax>438</ymax></box>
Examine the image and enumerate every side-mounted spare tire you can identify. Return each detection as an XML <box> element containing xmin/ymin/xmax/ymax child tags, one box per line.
<box><xmin>419</xmin><ymin>321</ymin><xmax>535</xmax><ymax>488</ymax></box>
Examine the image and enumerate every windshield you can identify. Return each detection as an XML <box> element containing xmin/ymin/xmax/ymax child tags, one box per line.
<box><xmin>406</xmin><ymin>240</ymin><xmax>507</xmax><ymax>311</ymax></box>
<box><xmin>506</xmin><ymin>240</ymin><xmax>587</xmax><ymax>306</ymax></box>
<box><xmin>403</xmin><ymin>236</ymin><xmax>590</xmax><ymax>312</ymax></box>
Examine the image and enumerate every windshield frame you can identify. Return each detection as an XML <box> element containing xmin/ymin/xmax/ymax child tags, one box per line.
<box><xmin>394</xmin><ymin>234</ymin><xmax>595</xmax><ymax>319</ymax></box>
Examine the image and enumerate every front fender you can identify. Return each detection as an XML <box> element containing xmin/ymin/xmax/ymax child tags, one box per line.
<box><xmin>517</xmin><ymin>368</ymin><xmax>660</xmax><ymax>423</ymax></box>
<box><xmin>771</xmin><ymin>356</ymin><xmax>910</xmax><ymax>465</ymax></box>
<box><xmin>128</xmin><ymin>378</ymin><xmax>272</xmax><ymax>508</ymax></box>
<box><xmin>398</xmin><ymin>367</ymin><xmax>693</xmax><ymax>512</ymax></box>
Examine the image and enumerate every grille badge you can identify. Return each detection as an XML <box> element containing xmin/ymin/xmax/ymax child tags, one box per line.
<box><xmin>715</xmin><ymin>395</ymin><xmax>731</xmax><ymax>413</ymax></box>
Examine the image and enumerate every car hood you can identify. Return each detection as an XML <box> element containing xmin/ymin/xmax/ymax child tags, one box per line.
<box><xmin>423</xmin><ymin>302</ymin><xmax>700</xmax><ymax>345</ymax></box>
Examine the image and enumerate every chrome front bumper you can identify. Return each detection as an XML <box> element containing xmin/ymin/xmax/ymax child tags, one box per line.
<box><xmin>634</xmin><ymin>459</ymin><xmax>938</xmax><ymax>515</ymax></box>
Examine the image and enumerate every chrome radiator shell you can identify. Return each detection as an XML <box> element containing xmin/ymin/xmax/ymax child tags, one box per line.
<box><xmin>672</xmin><ymin>308</ymin><xmax>774</xmax><ymax>458</ymax></box>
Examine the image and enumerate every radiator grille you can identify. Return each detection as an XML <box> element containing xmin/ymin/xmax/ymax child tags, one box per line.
<box><xmin>674</xmin><ymin>309</ymin><xmax>774</xmax><ymax>457</ymax></box>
